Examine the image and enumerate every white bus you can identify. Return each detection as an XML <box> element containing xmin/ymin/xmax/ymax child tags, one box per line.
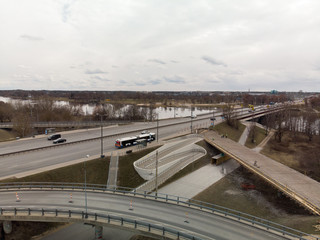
<box><xmin>115</xmin><ymin>132</ymin><xmax>156</xmax><ymax>148</ymax></box>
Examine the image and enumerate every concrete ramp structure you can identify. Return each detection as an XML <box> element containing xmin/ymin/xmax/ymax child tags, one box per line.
<box><xmin>134</xmin><ymin>135</ymin><xmax>206</xmax><ymax>193</ymax></box>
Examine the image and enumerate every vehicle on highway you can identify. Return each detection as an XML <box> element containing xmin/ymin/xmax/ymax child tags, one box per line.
<box><xmin>53</xmin><ymin>138</ymin><xmax>67</xmax><ymax>144</ymax></box>
<box><xmin>47</xmin><ymin>134</ymin><xmax>61</xmax><ymax>140</ymax></box>
<box><xmin>191</xmin><ymin>114</ymin><xmax>197</xmax><ymax>118</ymax></box>
<box><xmin>115</xmin><ymin>132</ymin><xmax>156</xmax><ymax>148</ymax></box>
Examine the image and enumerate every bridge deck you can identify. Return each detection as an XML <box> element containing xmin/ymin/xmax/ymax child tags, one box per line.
<box><xmin>204</xmin><ymin>131</ymin><xmax>320</xmax><ymax>215</ymax></box>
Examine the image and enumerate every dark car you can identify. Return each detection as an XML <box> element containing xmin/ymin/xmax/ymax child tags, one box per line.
<box><xmin>53</xmin><ymin>138</ymin><xmax>66</xmax><ymax>144</ymax></box>
<box><xmin>48</xmin><ymin>134</ymin><xmax>61</xmax><ymax>140</ymax></box>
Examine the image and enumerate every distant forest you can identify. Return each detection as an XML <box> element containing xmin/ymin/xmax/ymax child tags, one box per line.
<box><xmin>0</xmin><ymin>89</ymin><xmax>305</xmax><ymax>106</ymax></box>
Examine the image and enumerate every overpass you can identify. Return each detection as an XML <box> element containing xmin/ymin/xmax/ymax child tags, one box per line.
<box><xmin>203</xmin><ymin>131</ymin><xmax>320</xmax><ymax>216</ymax></box>
<box><xmin>0</xmin><ymin>183</ymin><xmax>317</xmax><ymax>240</ymax></box>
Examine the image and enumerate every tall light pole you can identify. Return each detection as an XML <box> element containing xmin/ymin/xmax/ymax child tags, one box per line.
<box><xmin>190</xmin><ymin>108</ymin><xmax>193</xmax><ymax>134</ymax></box>
<box><xmin>84</xmin><ymin>155</ymin><xmax>89</xmax><ymax>218</ymax></box>
<box><xmin>155</xmin><ymin>151</ymin><xmax>158</xmax><ymax>196</ymax></box>
<box><xmin>157</xmin><ymin>114</ymin><xmax>159</xmax><ymax>143</ymax></box>
<box><xmin>97</xmin><ymin>114</ymin><xmax>105</xmax><ymax>158</ymax></box>
<box><xmin>100</xmin><ymin>115</ymin><xmax>104</xmax><ymax>158</ymax></box>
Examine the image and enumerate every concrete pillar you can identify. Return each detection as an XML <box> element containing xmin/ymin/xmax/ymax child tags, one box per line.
<box><xmin>95</xmin><ymin>225</ymin><xmax>103</xmax><ymax>240</ymax></box>
<box><xmin>3</xmin><ymin>221</ymin><xmax>12</xmax><ymax>234</ymax></box>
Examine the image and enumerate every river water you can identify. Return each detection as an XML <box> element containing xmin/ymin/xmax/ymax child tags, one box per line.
<box><xmin>0</xmin><ymin>96</ymin><xmax>214</xmax><ymax>120</ymax></box>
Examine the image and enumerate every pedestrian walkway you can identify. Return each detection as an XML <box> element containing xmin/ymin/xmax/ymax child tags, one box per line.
<box><xmin>204</xmin><ymin>130</ymin><xmax>320</xmax><ymax>215</ymax></box>
<box><xmin>158</xmin><ymin>160</ymin><xmax>239</xmax><ymax>198</ymax></box>
<box><xmin>238</xmin><ymin>122</ymin><xmax>250</xmax><ymax>145</ymax></box>
<box><xmin>107</xmin><ymin>153</ymin><xmax>118</xmax><ymax>189</ymax></box>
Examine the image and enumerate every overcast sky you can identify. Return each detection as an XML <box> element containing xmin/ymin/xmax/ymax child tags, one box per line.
<box><xmin>1</xmin><ymin>0</ymin><xmax>320</xmax><ymax>92</ymax></box>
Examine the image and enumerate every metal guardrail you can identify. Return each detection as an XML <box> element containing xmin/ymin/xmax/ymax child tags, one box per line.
<box><xmin>0</xmin><ymin>207</ymin><xmax>201</xmax><ymax>240</ymax></box>
<box><xmin>204</xmin><ymin>136</ymin><xmax>320</xmax><ymax>216</ymax></box>
<box><xmin>0</xmin><ymin>182</ymin><xmax>318</xmax><ymax>240</ymax></box>
<box><xmin>0</xmin><ymin>108</ymin><xmax>275</xmax><ymax>158</ymax></box>
<box><xmin>0</xmin><ymin>121</ymin><xmax>131</xmax><ymax>128</ymax></box>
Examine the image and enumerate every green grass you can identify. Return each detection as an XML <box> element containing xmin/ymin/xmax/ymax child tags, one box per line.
<box><xmin>1</xmin><ymin>157</ymin><xmax>110</xmax><ymax>184</ymax></box>
<box><xmin>158</xmin><ymin>140</ymin><xmax>215</xmax><ymax>188</ymax></box>
<box><xmin>0</xmin><ymin>129</ymin><xmax>17</xmax><ymax>142</ymax></box>
<box><xmin>213</xmin><ymin>121</ymin><xmax>246</xmax><ymax>142</ymax></box>
<box><xmin>245</xmin><ymin>125</ymin><xmax>267</xmax><ymax>148</ymax></box>
<box><xmin>117</xmin><ymin>146</ymin><xmax>161</xmax><ymax>188</ymax></box>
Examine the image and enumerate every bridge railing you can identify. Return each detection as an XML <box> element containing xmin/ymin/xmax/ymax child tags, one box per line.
<box><xmin>0</xmin><ymin>182</ymin><xmax>318</xmax><ymax>240</ymax></box>
<box><xmin>0</xmin><ymin>207</ymin><xmax>201</xmax><ymax>240</ymax></box>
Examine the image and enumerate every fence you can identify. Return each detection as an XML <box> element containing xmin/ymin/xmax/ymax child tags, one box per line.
<box><xmin>0</xmin><ymin>207</ymin><xmax>201</xmax><ymax>240</ymax></box>
<box><xmin>0</xmin><ymin>182</ymin><xmax>317</xmax><ymax>240</ymax></box>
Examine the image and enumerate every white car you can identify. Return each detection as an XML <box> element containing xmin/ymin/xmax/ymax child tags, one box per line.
<box><xmin>191</xmin><ymin>114</ymin><xmax>197</xmax><ymax>118</ymax></box>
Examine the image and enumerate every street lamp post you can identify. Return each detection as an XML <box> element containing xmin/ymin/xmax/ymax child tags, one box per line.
<box><xmin>84</xmin><ymin>154</ymin><xmax>89</xmax><ymax>218</ymax></box>
<box><xmin>190</xmin><ymin>108</ymin><xmax>193</xmax><ymax>133</ymax></box>
<box><xmin>97</xmin><ymin>115</ymin><xmax>105</xmax><ymax>158</ymax></box>
<box><xmin>155</xmin><ymin>151</ymin><xmax>158</xmax><ymax>196</ymax></box>
<box><xmin>100</xmin><ymin>115</ymin><xmax>104</xmax><ymax>158</ymax></box>
<box><xmin>157</xmin><ymin>114</ymin><xmax>159</xmax><ymax>143</ymax></box>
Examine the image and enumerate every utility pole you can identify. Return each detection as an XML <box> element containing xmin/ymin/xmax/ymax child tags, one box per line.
<box><xmin>190</xmin><ymin>108</ymin><xmax>193</xmax><ymax>133</ymax></box>
<box><xmin>157</xmin><ymin>114</ymin><xmax>159</xmax><ymax>142</ymax></box>
<box><xmin>155</xmin><ymin>151</ymin><xmax>158</xmax><ymax>196</ymax></box>
<box><xmin>84</xmin><ymin>155</ymin><xmax>89</xmax><ymax>218</ymax></box>
<box><xmin>100</xmin><ymin>115</ymin><xmax>104</xmax><ymax>158</ymax></box>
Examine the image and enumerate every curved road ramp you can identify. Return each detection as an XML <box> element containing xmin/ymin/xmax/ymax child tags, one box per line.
<box><xmin>134</xmin><ymin>135</ymin><xmax>206</xmax><ymax>193</ymax></box>
<box><xmin>0</xmin><ymin>183</ymin><xmax>318</xmax><ymax>240</ymax></box>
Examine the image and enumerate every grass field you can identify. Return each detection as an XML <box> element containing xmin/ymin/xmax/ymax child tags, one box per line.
<box><xmin>213</xmin><ymin>121</ymin><xmax>246</xmax><ymax>142</ymax></box>
<box><xmin>261</xmin><ymin>133</ymin><xmax>320</xmax><ymax>182</ymax></box>
<box><xmin>1</xmin><ymin>157</ymin><xmax>110</xmax><ymax>184</ymax></box>
<box><xmin>117</xmin><ymin>146</ymin><xmax>161</xmax><ymax>188</ymax></box>
<box><xmin>0</xmin><ymin>129</ymin><xmax>17</xmax><ymax>142</ymax></box>
<box><xmin>158</xmin><ymin>140</ymin><xmax>218</xmax><ymax>188</ymax></box>
<box><xmin>245</xmin><ymin>125</ymin><xmax>267</xmax><ymax>148</ymax></box>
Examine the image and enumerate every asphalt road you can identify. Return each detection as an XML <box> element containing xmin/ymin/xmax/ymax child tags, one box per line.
<box><xmin>0</xmin><ymin>114</ymin><xmax>213</xmax><ymax>180</ymax></box>
<box><xmin>0</xmin><ymin>190</ymin><xmax>289</xmax><ymax>240</ymax></box>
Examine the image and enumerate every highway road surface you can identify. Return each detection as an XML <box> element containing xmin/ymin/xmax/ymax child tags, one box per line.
<box><xmin>0</xmin><ymin>190</ymin><xmax>290</xmax><ymax>240</ymax></box>
<box><xmin>0</xmin><ymin>114</ymin><xmax>213</xmax><ymax>180</ymax></box>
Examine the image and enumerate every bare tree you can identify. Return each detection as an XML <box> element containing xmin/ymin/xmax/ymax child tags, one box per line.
<box><xmin>261</xmin><ymin>112</ymin><xmax>274</xmax><ymax>135</ymax></box>
<box><xmin>248</xmin><ymin>121</ymin><xmax>256</xmax><ymax>143</ymax></box>
<box><xmin>273</xmin><ymin>108</ymin><xmax>289</xmax><ymax>143</ymax></box>
<box><xmin>303</xmin><ymin>109</ymin><xmax>317</xmax><ymax>141</ymax></box>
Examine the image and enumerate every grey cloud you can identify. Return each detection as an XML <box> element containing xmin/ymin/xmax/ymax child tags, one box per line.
<box><xmin>20</xmin><ymin>34</ymin><xmax>44</xmax><ymax>41</ymax></box>
<box><xmin>150</xmin><ymin>79</ymin><xmax>161</xmax><ymax>85</ymax></box>
<box><xmin>171</xmin><ymin>60</ymin><xmax>179</xmax><ymax>63</ymax></box>
<box><xmin>148</xmin><ymin>59</ymin><xmax>166</xmax><ymax>65</ymax></box>
<box><xmin>85</xmin><ymin>69</ymin><xmax>108</xmax><ymax>74</ymax></box>
<box><xmin>18</xmin><ymin>65</ymin><xmax>31</xmax><ymax>69</ymax></box>
<box><xmin>112</xmin><ymin>65</ymin><xmax>119</xmax><ymax>68</ymax></box>
<box><xmin>62</xmin><ymin>4</ymin><xmax>71</xmax><ymax>23</ymax></box>
<box><xmin>119</xmin><ymin>80</ymin><xmax>128</xmax><ymax>84</ymax></box>
<box><xmin>134</xmin><ymin>82</ymin><xmax>146</xmax><ymax>86</ymax></box>
<box><xmin>202</xmin><ymin>56</ymin><xmax>227</xmax><ymax>67</ymax></box>
<box><xmin>164</xmin><ymin>76</ymin><xmax>186</xmax><ymax>84</ymax></box>
<box><xmin>91</xmin><ymin>76</ymin><xmax>110</xmax><ymax>81</ymax></box>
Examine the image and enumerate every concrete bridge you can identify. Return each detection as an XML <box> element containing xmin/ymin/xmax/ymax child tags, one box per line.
<box><xmin>203</xmin><ymin>130</ymin><xmax>320</xmax><ymax>216</ymax></box>
<box><xmin>0</xmin><ymin>183</ymin><xmax>316</xmax><ymax>240</ymax></box>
